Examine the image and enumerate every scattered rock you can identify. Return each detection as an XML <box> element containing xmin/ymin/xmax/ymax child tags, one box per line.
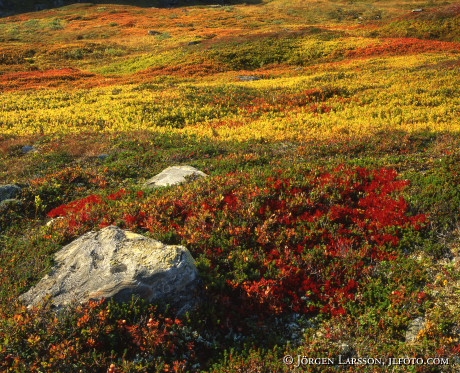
<box><xmin>339</xmin><ymin>342</ymin><xmax>355</xmax><ymax>358</ymax></box>
<box><xmin>148</xmin><ymin>30</ymin><xmax>162</xmax><ymax>35</ymax></box>
<box><xmin>144</xmin><ymin>165</ymin><xmax>207</xmax><ymax>188</ymax></box>
<box><xmin>22</xmin><ymin>145</ymin><xmax>37</xmax><ymax>154</ymax></box>
<box><xmin>405</xmin><ymin>317</ymin><xmax>425</xmax><ymax>342</ymax></box>
<box><xmin>98</xmin><ymin>153</ymin><xmax>109</xmax><ymax>161</ymax></box>
<box><xmin>0</xmin><ymin>184</ymin><xmax>21</xmax><ymax>203</ymax></box>
<box><xmin>188</xmin><ymin>40</ymin><xmax>201</xmax><ymax>46</ymax></box>
<box><xmin>238</xmin><ymin>75</ymin><xmax>262</xmax><ymax>81</ymax></box>
<box><xmin>412</xmin><ymin>8</ymin><xmax>424</xmax><ymax>13</ymax></box>
<box><xmin>19</xmin><ymin>226</ymin><xmax>200</xmax><ymax>315</ymax></box>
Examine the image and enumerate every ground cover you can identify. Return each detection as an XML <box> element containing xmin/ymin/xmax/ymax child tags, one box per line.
<box><xmin>1</xmin><ymin>1</ymin><xmax>460</xmax><ymax>372</ymax></box>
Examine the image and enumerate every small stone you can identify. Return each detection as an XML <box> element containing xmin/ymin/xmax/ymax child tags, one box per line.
<box><xmin>405</xmin><ymin>317</ymin><xmax>425</xmax><ymax>342</ymax></box>
<box><xmin>98</xmin><ymin>154</ymin><xmax>109</xmax><ymax>161</ymax></box>
<box><xmin>238</xmin><ymin>75</ymin><xmax>262</xmax><ymax>82</ymax></box>
<box><xmin>188</xmin><ymin>40</ymin><xmax>201</xmax><ymax>46</ymax></box>
<box><xmin>0</xmin><ymin>184</ymin><xmax>22</xmax><ymax>202</ymax></box>
<box><xmin>144</xmin><ymin>165</ymin><xmax>207</xmax><ymax>188</ymax></box>
<box><xmin>148</xmin><ymin>30</ymin><xmax>162</xmax><ymax>35</ymax></box>
<box><xmin>22</xmin><ymin>145</ymin><xmax>37</xmax><ymax>154</ymax></box>
<box><xmin>340</xmin><ymin>343</ymin><xmax>354</xmax><ymax>357</ymax></box>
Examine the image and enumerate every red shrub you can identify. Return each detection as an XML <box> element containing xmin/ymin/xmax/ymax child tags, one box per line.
<box><xmin>47</xmin><ymin>166</ymin><xmax>426</xmax><ymax>322</ymax></box>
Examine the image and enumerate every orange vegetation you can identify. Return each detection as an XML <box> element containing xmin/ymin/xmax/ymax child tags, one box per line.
<box><xmin>346</xmin><ymin>38</ymin><xmax>460</xmax><ymax>58</ymax></box>
<box><xmin>0</xmin><ymin>68</ymin><xmax>98</xmax><ymax>91</ymax></box>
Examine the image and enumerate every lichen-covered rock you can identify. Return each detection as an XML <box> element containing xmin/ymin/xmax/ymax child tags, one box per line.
<box><xmin>19</xmin><ymin>226</ymin><xmax>200</xmax><ymax>315</ymax></box>
<box><xmin>405</xmin><ymin>317</ymin><xmax>426</xmax><ymax>342</ymax></box>
<box><xmin>0</xmin><ymin>184</ymin><xmax>21</xmax><ymax>202</ymax></box>
<box><xmin>144</xmin><ymin>165</ymin><xmax>207</xmax><ymax>188</ymax></box>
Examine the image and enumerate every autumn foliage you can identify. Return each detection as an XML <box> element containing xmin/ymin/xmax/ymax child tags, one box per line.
<box><xmin>1</xmin><ymin>299</ymin><xmax>192</xmax><ymax>373</ymax></box>
<box><xmin>1</xmin><ymin>1</ymin><xmax>459</xmax><ymax>371</ymax></box>
<box><xmin>46</xmin><ymin>166</ymin><xmax>426</xmax><ymax>320</ymax></box>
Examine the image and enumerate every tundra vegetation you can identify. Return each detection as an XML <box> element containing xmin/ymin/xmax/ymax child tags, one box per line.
<box><xmin>1</xmin><ymin>1</ymin><xmax>460</xmax><ymax>372</ymax></box>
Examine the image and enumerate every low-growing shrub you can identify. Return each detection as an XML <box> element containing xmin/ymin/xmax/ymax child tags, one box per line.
<box><xmin>0</xmin><ymin>299</ymin><xmax>198</xmax><ymax>373</ymax></box>
<box><xmin>46</xmin><ymin>166</ymin><xmax>426</xmax><ymax>323</ymax></box>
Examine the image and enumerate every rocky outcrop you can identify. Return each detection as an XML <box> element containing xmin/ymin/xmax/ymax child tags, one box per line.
<box><xmin>144</xmin><ymin>165</ymin><xmax>207</xmax><ymax>188</ymax></box>
<box><xmin>19</xmin><ymin>226</ymin><xmax>200</xmax><ymax>315</ymax></box>
<box><xmin>0</xmin><ymin>184</ymin><xmax>21</xmax><ymax>203</ymax></box>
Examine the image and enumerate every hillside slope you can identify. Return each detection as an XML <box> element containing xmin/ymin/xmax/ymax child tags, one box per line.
<box><xmin>1</xmin><ymin>1</ymin><xmax>460</xmax><ymax>372</ymax></box>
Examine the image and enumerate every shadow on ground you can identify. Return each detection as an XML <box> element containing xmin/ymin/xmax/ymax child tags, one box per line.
<box><xmin>1</xmin><ymin>0</ymin><xmax>263</xmax><ymax>17</ymax></box>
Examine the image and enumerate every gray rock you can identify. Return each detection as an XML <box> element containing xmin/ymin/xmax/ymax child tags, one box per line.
<box><xmin>0</xmin><ymin>184</ymin><xmax>21</xmax><ymax>202</ymax></box>
<box><xmin>21</xmin><ymin>145</ymin><xmax>37</xmax><ymax>154</ymax></box>
<box><xmin>238</xmin><ymin>75</ymin><xmax>262</xmax><ymax>81</ymax></box>
<box><xmin>188</xmin><ymin>40</ymin><xmax>201</xmax><ymax>46</ymax></box>
<box><xmin>144</xmin><ymin>165</ymin><xmax>207</xmax><ymax>188</ymax></box>
<box><xmin>98</xmin><ymin>153</ymin><xmax>109</xmax><ymax>161</ymax></box>
<box><xmin>339</xmin><ymin>342</ymin><xmax>355</xmax><ymax>358</ymax></box>
<box><xmin>405</xmin><ymin>317</ymin><xmax>425</xmax><ymax>342</ymax></box>
<box><xmin>148</xmin><ymin>30</ymin><xmax>162</xmax><ymax>35</ymax></box>
<box><xmin>19</xmin><ymin>226</ymin><xmax>200</xmax><ymax>315</ymax></box>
